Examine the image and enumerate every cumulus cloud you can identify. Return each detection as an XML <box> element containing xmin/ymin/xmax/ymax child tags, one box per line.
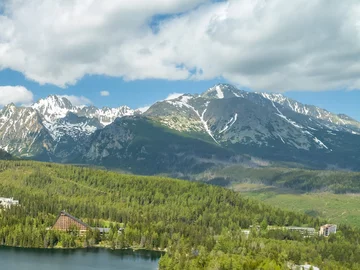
<box><xmin>164</xmin><ymin>93</ymin><xmax>184</xmax><ymax>101</ymax></box>
<box><xmin>60</xmin><ymin>95</ymin><xmax>92</xmax><ymax>106</ymax></box>
<box><xmin>0</xmin><ymin>86</ymin><xmax>34</xmax><ymax>106</ymax></box>
<box><xmin>100</xmin><ymin>91</ymin><xmax>110</xmax><ymax>96</ymax></box>
<box><xmin>0</xmin><ymin>0</ymin><xmax>360</xmax><ymax>91</ymax></box>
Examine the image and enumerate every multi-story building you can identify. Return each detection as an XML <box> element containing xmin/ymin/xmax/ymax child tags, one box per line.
<box><xmin>319</xmin><ymin>224</ymin><xmax>337</xmax><ymax>237</ymax></box>
<box><xmin>287</xmin><ymin>226</ymin><xmax>316</xmax><ymax>236</ymax></box>
<box><xmin>0</xmin><ymin>197</ymin><xmax>19</xmax><ymax>208</ymax></box>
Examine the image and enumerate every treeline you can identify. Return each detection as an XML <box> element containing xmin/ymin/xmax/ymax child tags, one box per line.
<box><xmin>215</xmin><ymin>166</ymin><xmax>360</xmax><ymax>193</ymax></box>
<box><xmin>0</xmin><ymin>161</ymin><xmax>359</xmax><ymax>269</ymax></box>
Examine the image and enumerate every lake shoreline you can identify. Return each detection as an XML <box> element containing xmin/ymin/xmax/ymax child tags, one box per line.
<box><xmin>0</xmin><ymin>244</ymin><xmax>166</xmax><ymax>254</ymax></box>
<box><xmin>0</xmin><ymin>246</ymin><xmax>161</xmax><ymax>270</ymax></box>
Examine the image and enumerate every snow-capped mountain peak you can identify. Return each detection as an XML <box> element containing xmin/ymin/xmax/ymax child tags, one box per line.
<box><xmin>260</xmin><ymin>92</ymin><xmax>360</xmax><ymax>131</ymax></box>
<box><xmin>201</xmin><ymin>84</ymin><xmax>244</xmax><ymax>99</ymax></box>
<box><xmin>31</xmin><ymin>95</ymin><xmax>76</xmax><ymax>122</ymax></box>
<box><xmin>77</xmin><ymin>105</ymin><xmax>135</xmax><ymax>126</ymax></box>
<box><xmin>14</xmin><ymin>95</ymin><xmax>137</xmax><ymax>142</ymax></box>
<box><xmin>1</xmin><ymin>103</ymin><xmax>17</xmax><ymax>118</ymax></box>
<box><xmin>30</xmin><ymin>95</ymin><xmax>137</xmax><ymax>126</ymax></box>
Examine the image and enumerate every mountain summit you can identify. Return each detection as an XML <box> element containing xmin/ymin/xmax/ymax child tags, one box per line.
<box><xmin>201</xmin><ymin>84</ymin><xmax>244</xmax><ymax>99</ymax></box>
<box><xmin>1</xmin><ymin>85</ymin><xmax>360</xmax><ymax>173</ymax></box>
<box><xmin>32</xmin><ymin>95</ymin><xmax>75</xmax><ymax>122</ymax></box>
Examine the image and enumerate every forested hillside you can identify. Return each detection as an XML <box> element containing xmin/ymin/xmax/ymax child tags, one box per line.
<box><xmin>0</xmin><ymin>150</ymin><xmax>12</xmax><ymax>160</ymax></box>
<box><xmin>209</xmin><ymin>165</ymin><xmax>360</xmax><ymax>193</ymax></box>
<box><xmin>0</xmin><ymin>161</ymin><xmax>360</xmax><ymax>269</ymax></box>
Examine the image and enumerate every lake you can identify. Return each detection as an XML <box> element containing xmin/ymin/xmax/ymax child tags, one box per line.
<box><xmin>0</xmin><ymin>247</ymin><xmax>162</xmax><ymax>270</ymax></box>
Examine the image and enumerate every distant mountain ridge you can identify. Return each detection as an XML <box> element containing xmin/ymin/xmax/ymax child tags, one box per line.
<box><xmin>259</xmin><ymin>92</ymin><xmax>360</xmax><ymax>134</ymax></box>
<box><xmin>1</xmin><ymin>84</ymin><xmax>360</xmax><ymax>174</ymax></box>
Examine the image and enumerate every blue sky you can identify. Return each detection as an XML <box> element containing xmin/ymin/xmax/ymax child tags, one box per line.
<box><xmin>0</xmin><ymin>1</ymin><xmax>359</xmax><ymax>120</ymax></box>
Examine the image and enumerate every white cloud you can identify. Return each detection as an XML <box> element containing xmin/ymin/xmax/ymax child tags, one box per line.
<box><xmin>165</xmin><ymin>93</ymin><xmax>184</xmax><ymax>101</ymax></box>
<box><xmin>60</xmin><ymin>95</ymin><xmax>92</xmax><ymax>106</ymax></box>
<box><xmin>0</xmin><ymin>86</ymin><xmax>33</xmax><ymax>106</ymax></box>
<box><xmin>1</xmin><ymin>0</ymin><xmax>360</xmax><ymax>91</ymax></box>
<box><xmin>100</xmin><ymin>91</ymin><xmax>110</xmax><ymax>96</ymax></box>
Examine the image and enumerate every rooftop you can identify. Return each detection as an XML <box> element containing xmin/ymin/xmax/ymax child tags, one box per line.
<box><xmin>58</xmin><ymin>211</ymin><xmax>91</xmax><ymax>229</ymax></box>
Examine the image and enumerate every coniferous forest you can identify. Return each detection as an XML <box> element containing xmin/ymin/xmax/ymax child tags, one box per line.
<box><xmin>0</xmin><ymin>161</ymin><xmax>360</xmax><ymax>269</ymax></box>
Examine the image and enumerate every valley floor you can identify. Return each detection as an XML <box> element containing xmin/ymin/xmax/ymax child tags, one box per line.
<box><xmin>236</xmin><ymin>185</ymin><xmax>360</xmax><ymax>228</ymax></box>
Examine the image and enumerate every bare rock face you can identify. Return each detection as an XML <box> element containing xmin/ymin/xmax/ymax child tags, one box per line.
<box><xmin>0</xmin><ymin>104</ymin><xmax>54</xmax><ymax>158</ymax></box>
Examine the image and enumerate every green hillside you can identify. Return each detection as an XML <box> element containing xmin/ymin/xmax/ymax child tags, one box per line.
<box><xmin>243</xmin><ymin>191</ymin><xmax>360</xmax><ymax>228</ymax></box>
<box><xmin>0</xmin><ymin>149</ymin><xmax>12</xmax><ymax>160</ymax></box>
<box><xmin>212</xmin><ymin>165</ymin><xmax>360</xmax><ymax>193</ymax></box>
<box><xmin>77</xmin><ymin>117</ymin><xmax>236</xmax><ymax>175</ymax></box>
<box><xmin>0</xmin><ymin>161</ymin><xmax>360</xmax><ymax>269</ymax></box>
<box><xmin>200</xmin><ymin>165</ymin><xmax>360</xmax><ymax>228</ymax></box>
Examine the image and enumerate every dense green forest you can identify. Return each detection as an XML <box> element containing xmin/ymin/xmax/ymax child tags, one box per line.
<box><xmin>0</xmin><ymin>161</ymin><xmax>360</xmax><ymax>269</ymax></box>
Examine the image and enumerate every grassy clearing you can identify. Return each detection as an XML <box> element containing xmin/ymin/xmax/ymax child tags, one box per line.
<box><xmin>208</xmin><ymin>166</ymin><xmax>360</xmax><ymax>228</ymax></box>
<box><xmin>240</xmin><ymin>188</ymin><xmax>360</xmax><ymax>227</ymax></box>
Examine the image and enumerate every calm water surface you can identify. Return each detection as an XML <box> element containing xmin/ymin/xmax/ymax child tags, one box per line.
<box><xmin>0</xmin><ymin>247</ymin><xmax>161</xmax><ymax>270</ymax></box>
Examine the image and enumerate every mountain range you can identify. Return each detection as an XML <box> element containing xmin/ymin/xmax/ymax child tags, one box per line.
<box><xmin>1</xmin><ymin>84</ymin><xmax>360</xmax><ymax>175</ymax></box>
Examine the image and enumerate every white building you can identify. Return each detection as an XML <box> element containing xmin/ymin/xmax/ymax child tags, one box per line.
<box><xmin>289</xmin><ymin>263</ymin><xmax>320</xmax><ymax>270</ymax></box>
<box><xmin>319</xmin><ymin>224</ymin><xmax>337</xmax><ymax>237</ymax></box>
<box><xmin>299</xmin><ymin>264</ymin><xmax>320</xmax><ymax>270</ymax></box>
<box><xmin>287</xmin><ymin>226</ymin><xmax>316</xmax><ymax>236</ymax></box>
<box><xmin>0</xmin><ymin>197</ymin><xmax>19</xmax><ymax>208</ymax></box>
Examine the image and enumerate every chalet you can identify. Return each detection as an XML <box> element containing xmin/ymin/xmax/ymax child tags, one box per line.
<box><xmin>0</xmin><ymin>197</ymin><xmax>19</xmax><ymax>208</ymax></box>
<box><xmin>52</xmin><ymin>211</ymin><xmax>115</xmax><ymax>235</ymax></box>
<box><xmin>52</xmin><ymin>211</ymin><xmax>91</xmax><ymax>234</ymax></box>
<box><xmin>319</xmin><ymin>224</ymin><xmax>337</xmax><ymax>237</ymax></box>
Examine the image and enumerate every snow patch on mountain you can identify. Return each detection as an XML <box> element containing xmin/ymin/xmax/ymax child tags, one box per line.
<box><xmin>261</xmin><ymin>92</ymin><xmax>360</xmax><ymax>134</ymax></box>
<box><xmin>44</xmin><ymin>120</ymin><xmax>98</xmax><ymax>142</ymax></box>
<box><xmin>166</xmin><ymin>95</ymin><xmax>194</xmax><ymax>109</ymax></box>
<box><xmin>29</xmin><ymin>95</ymin><xmax>137</xmax><ymax>140</ymax></box>
<box><xmin>83</xmin><ymin>106</ymin><xmax>134</xmax><ymax>126</ymax></box>
<box><xmin>313</xmin><ymin>137</ymin><xmax>328</xmax><ymax>149</ymax></box>
<box><xmin>270</xmin><ymin>100</ymin><xmax>303</xmax><ymax>129</ymax></box>
<box><xmin>197</xmin><ymin>105</ymin><xmax>219</xmax><ymax>144</ymax></box>
<box><xmin>32</xmin><ymin>95</ymin><xmax>76</xmax><ymax>122</ymax></box>
<box><xmin>215</xmin><ymin>85</ymin><xmax>224</xmax><ymax>99</ymax></box>
<box><xmin>164</xmin><ymin>96</ymin><xmax>219</xmax><ymax>144</ymax></box>
<box><xmin>278</xmin><ymin>134</ymin><xmax>285</xmax><ymax>144</ymax></box>
<box><xmin>220</xmin><ymin>114</ymin><xmax>238</xmax><ymax>134</ymax></box>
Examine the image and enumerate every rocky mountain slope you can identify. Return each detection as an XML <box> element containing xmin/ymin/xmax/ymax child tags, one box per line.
<box><xmin>260</xmin><ymin>92</ymin><xmax>360</xmax><ymax>134</ymax></box>
<box><xmin>78</xmin><ymin>116</ymin><xmax>246</xmax><ymax>175</ymax></box>
<box><xmin>0</xmin><ymin>103</ymin><xmax>54</xmax><ymax>158</ymax></box>
<box><xmin>1</xmin><ymin>84</ymin><xmax>360</xmax><ymax>173</ymax></box>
